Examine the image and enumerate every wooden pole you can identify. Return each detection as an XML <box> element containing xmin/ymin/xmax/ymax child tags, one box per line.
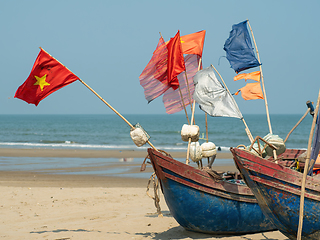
<box><xmin>183</xmin><ymin>57</ymin><xmax>202</xmax><ymax>125</ymax></box>
<box><xmin>246</xmin><ymin>20</ymin><xmax>277</xmax><ymax>160</ymax></box>
<box><xmin>297</xmin><ymin>89</ymin><xmax>320</xmax><ymax>240</ymax></box>
<box><xmin>159</xmin><ymin>32</ymin><xmax>191</xmax><ymax>125</ymax></box>
<box><xmin>184</xmin><ymin>71</ymin><xmax>193</xmax><ymax>114</ymax></box>
<box><xmin>39</xmin><ymin>48</ymin><xmax>158</xmax><ymax>151</ymax></box>
<box><xmin>284</xmin><ymin>107</ymin><xmax>310</xmax><ymax>143</ymax></box>
<box><xmin>186</xmin><ymin>100</ymin><xmax>196</xmax><ymax>165</ymax></box>
<box><xmin>178</xmin><ymin>86</ymin><xmax>190</xmax><ymax>125</ymax></box>
<box><xmin>185</xmin><ymin>57</ymin><xmax>203</xmax><ymax>164</ymax></box>
<box><xmin>78</xmin><ymin>79</ymin><xmax>159</xmax><ymax>151</ymax></box>
<box><xmin>205</xmin><ymin>113</ymin><xmax>210</xmax><ymax>164</ymax></box>
<box><xmin>205</xmin><ymin>113</ymin><xmax>208</xmax><ymax>143</ymax></box>
<box><xmin>211</xmin><ymin>64</ymin><xmax>254</xmax><ymax>143</ymax></box>
<box><xmin>246</xmin><ymin>20</ymin><xmax>273</xmax><ymax>135</ymax></box>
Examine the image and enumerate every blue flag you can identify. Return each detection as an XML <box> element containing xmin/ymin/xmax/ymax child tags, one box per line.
<box><xmin>223</xmin><ymin>21</ymin><xmax>261</xmax><ymax>73</ymax></box>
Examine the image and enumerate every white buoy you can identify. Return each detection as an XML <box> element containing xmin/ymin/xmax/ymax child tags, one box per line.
<box><xmin>264</xmin><ymin>133</ymin><xmax>286</xmax><ymax>156</ymax></box>
<box><xmin>130</xmin><ymin>128</ymin><xmax>148</xmax><ymax>147</ymax></box>
<box><xmin>190</xmin><ymin>141</ymin><xmax>202</xmax><ymax>162</ymax></box>
<box><xmin>201</xmin><ymin>142</ymin><xmax>217</xmax><ymax>158</ymax></box>
<box><xmin>181</xmin><ymin>124</ymin><xmax>200</xmax><ymax>142</ymax></box>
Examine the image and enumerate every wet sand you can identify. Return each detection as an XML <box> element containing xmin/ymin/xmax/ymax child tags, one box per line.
<box><xmin>0</xmin><ymin>147</ymin><xmax>233</xmax><ymax>159</ymax></box>
<box><xmin>0</xmin><ymin>148</ymin><xmax>288</xmax><ymax>239</ymax></box>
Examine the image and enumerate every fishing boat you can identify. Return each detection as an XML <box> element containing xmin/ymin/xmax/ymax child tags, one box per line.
<box><xmin>147</xmin><ymin>148</ymin><xmax>276</xmax><ymax>235</ymax></box>
<box><xmin>231</xmin><ymin>145</ymin><xmax>320</xmax><ymax>239</ymax></box>
<box><xmin>228</xmin><ymin>80</ymin><xmax>320</xmax><ymax>240</ymax></box>
<box><xmin>139</xmin><ymin>23</ymin><xmax>279</xmax><ymax>235</ymax></box>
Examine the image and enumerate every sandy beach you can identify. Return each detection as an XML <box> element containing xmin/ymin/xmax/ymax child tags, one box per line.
<box><xmin>0</xmin><ymin>148</ymin><xmax>288</xmax><ymax>239</ymax></box>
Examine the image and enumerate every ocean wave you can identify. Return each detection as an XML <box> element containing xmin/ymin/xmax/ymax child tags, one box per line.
<box><xmin>0</xmin><ymin>141</ymin><xmax>186</xmax><ymax>151</ymax></box>
<box><xmin>0</xmin><ymin>141</ymin><xmax>234</xmax><ymax>153</ymax></box>
<box><xmin>0</xmin><ymin>141</ymin><xmax>133</xmax><ymax>149</ymax></box>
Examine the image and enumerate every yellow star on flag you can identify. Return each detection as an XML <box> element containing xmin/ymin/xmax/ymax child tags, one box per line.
<box><xmin>34</xmin><ymin>74</ymin><xmax>50</xmax><ymax>91</ymax></box>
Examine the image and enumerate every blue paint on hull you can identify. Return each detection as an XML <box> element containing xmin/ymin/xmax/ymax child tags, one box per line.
<box><xmin>249</xmin><ymin>172</ymin><xmax>320</xmax><ymax>239</ymax></box>
<box><xmin>161</xmin><ymin>177</ymin><xmax>275</xmax><ymax>234</ymax></box>
<box><xmin>231</xmin><ymin>148</ymin><xmax>320</xmax><ymax>240</ymax></box>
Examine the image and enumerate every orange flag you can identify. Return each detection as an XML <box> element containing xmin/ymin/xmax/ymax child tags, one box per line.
<box><xmin>235</xmin><ymin>82</ymin><xmax>264</xmax><ymax>100</ymax></box>
<box><xmin>166</xmin><ymin>30</ymin><xmax>185</xmax><ymax>90</ymax></box>
<box><xmin>180</xmin><ymin>30</ymin><xmax>206</xmax><ymax>56</ymax></box>
<box><xmin>234</xmin><ymin>71</ymin><xmax>261</xmax><ymax>81</ymax></box>
<box><xmin>15</xmin><ymin>48</ymin><xmax>79</xmax><ymax>106</ymax></box>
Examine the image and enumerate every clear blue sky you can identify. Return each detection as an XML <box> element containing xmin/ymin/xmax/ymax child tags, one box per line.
<box><xmin>1</xmin><ymin>0</ymin><xmax>319</xmax><ymax>115</ymax></box>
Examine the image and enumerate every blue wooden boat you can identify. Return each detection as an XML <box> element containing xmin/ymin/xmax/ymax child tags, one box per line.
<box><xmin>147</xmin><ymin>148</ymin><xmax>276</xmax><ymax>235</ymax></box>
<box><xmin>231</xmin><ymin>147</ymin><xmax>320</xmax><ymax>240</ymax></box>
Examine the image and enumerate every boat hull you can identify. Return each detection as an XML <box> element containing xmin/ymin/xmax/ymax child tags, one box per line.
<box><xmin>148</xmin><ymin>148</ymin><xmax>276</xmax><ymax>235</ymax></box>
<box><xmin>231</xmin><ymin>147</ymin><xmax>320</xmax><ymax>240</ymax></box>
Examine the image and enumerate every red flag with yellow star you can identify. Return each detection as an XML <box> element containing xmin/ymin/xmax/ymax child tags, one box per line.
<box><xmin>14</xmin><ymin>48</ymin><xmax>79</xmax><ymax>106</ymax></box>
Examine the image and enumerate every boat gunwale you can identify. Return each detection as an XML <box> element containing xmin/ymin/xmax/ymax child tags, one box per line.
<box><xmin>231</xmin><ymin>147</ymin><xmax>320</xmax><ymax>197</ymax></box>
<box><xmin>148</xmin><ymin>148</ymin><xmax>257</xmax><ymax>202</ymax></box>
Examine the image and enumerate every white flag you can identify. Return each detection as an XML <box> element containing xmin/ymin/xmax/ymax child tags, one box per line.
<box><xmin>193</xmin><ymin>65</ymin><xmax>243</xmax><ymax>119</ymax></box>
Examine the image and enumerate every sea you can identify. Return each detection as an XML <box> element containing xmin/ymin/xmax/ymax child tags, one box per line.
<box><xmin>0</xmin><ymin>113</ymin><xmax>314</xmax><ymax>177</ymax></box>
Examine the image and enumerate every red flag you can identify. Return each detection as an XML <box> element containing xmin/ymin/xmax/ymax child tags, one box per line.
<box><xmin>139</xmin><ymin>36</ymin><xmax>170</xmax><ymax>102</ymax></box>
<box><xmin>163</xmin><ymin>54</ymin><xmax>199</xmax><ymax>114</ymax></box>
<box><xmin>166</xmin><ymin>31</ymin><xmax>185</xmax><ymax>90</ymax></box>
<box><xmin>180</xmin><ymin>30</ymin><xmax>206</xmax><ymax>56</ymax></box>
<box><xmin>15</xmin><ymin>48</ymin><xmax>79</xmax><ymax>106</ymax></box>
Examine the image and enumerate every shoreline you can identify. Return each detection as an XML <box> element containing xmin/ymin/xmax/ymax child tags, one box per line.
<box><xmin>0</xmin><ymin>147</ymin><xmax>234</xmax><ymax>159</ymax></box>
<box><xmin>0</xmin><ymin>147</ymin><xmax>238</xmax><ymax>187</ymax></box>
<box><xmin>0</xmin><ymin>147</ymin><xmax>288</xmax><ymax>239</ymax></box>
<box><xmin>0</xmin><ymin>171</ymin><xmax>150</xmax><ymax>188</ymax></box>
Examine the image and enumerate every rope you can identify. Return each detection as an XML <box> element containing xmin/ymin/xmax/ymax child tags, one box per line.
<box><xmin>142</xmin><ymin>149</ymin><xmax>173</xmax><ymax>218</ymax></box>
<box><xmin>146</xmin><ymin>173</ymin><xmax>163</xmax><ymax>217</ymax></box>
<box><xmin>202</xmin><ymin>166</ymin><xmax>223</xmax><ymax>181</ymax></box>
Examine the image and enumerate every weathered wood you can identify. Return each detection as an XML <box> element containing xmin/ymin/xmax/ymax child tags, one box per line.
<box><xmin>231</xmin><ymin>147</ymin><xmax>320</xmax><ymax>239</ymax></box>
<box><xmin>148</xmin><ymin>148</ymin><xmax>276</xmax><ymax>234</ymax></box>
<box><xmin>284</xmin><ymin>105</ymin><xmax>311</xmax><ymax>143</ymax></box>
<box><xmin>298</xmin><ymin>89</ymin><xmax>320</xmax><ymax>240</ymax></box>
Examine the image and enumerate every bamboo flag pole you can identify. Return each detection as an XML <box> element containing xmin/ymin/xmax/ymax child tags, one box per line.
<box><xmin>181</xmin><ymin>57</ymin><xmax>203</xmax><ymax>126</ymax></box>
<box><xmin>78</xmin><ymin>79</ymin><xmax>158</xmax><ymax>151</ymax></box>
<box><xmin>184</xmin><ymin>71</ymin><xmax>193</xmax><ymax>114</ymax></box>
<box><xmin>184</xmin><ymin>57</ymin><xmax>203</xmax><ymax>123</ymax></box>
<box><xmin>284</xmin><ymin>102</ymin><xmax>312</xmax><ymax>143</ymax></box>
<box><xmin>39</xmin><ymin>48</ymin><xmax>158</xmax><ymax>152</ymax></box>
<box><xmin>297</xmin><ymin>89</ymin><xmax>320</xmax><ymax>240</ymax></box>
<box><xmin>205</xmin><ymin>112</ymin><xmax>210</xmax><ymax>165</ymax></box>
<box><xmin>178</xmin><ymin>86</ymin><xmax>190</xmax><ymax>125</ymax></box>
<box><xmin>205</xmin><ymin>113</ymin><xmax>208</xmax><ymax>143</ymax></box>
<box><xmin>211</xmin><ymin>64</ymin><xmax>254</xmax><ymax>143</ymax></box>
<box><xmin>186</xmin><ymin>100</ymin><xmax>196</xmax><ymax>165</ymax></box>
<box><xmin>185</xmin><ymin>58</ymin><xmax>203</xmax><ymax>164</ymax></box>
<box><xmin>247</xmin><ymin>20</ymin><xmax>277</xmax><ymax>160</ymax></box>
<box><xmin>159</xmin><ymin>32</ymin><xmax>190</xmax><ymax>125</ymax></box>
<box><xmin>246</xmin><ymin>20</ymin><xmax>273</xmax><ymax>135</ymax></box>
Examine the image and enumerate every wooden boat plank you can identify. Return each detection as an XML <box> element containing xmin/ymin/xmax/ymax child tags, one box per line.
<box><xmin>163</xmin><ymin>171</ymin><xmax>257</xmax><ymax>203</ymax></box>
<box><xmin>147</xmin><ymin>148</ymin><xmax>277</xmax><ymax>235</ymax></box>
<box><xmin>238</xmin><ymin>153</ymin><xmax>320</xmax><ymax>194</ymax></box>
<box><xmin>150</xmin><ymin>149</ymin><xmax>254</xmax><ymax>196</ymax></box>
<box><xmin>231</xmin><ymin>147</ymin><xmax>320</xmax><ymax>239</ymax></box>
